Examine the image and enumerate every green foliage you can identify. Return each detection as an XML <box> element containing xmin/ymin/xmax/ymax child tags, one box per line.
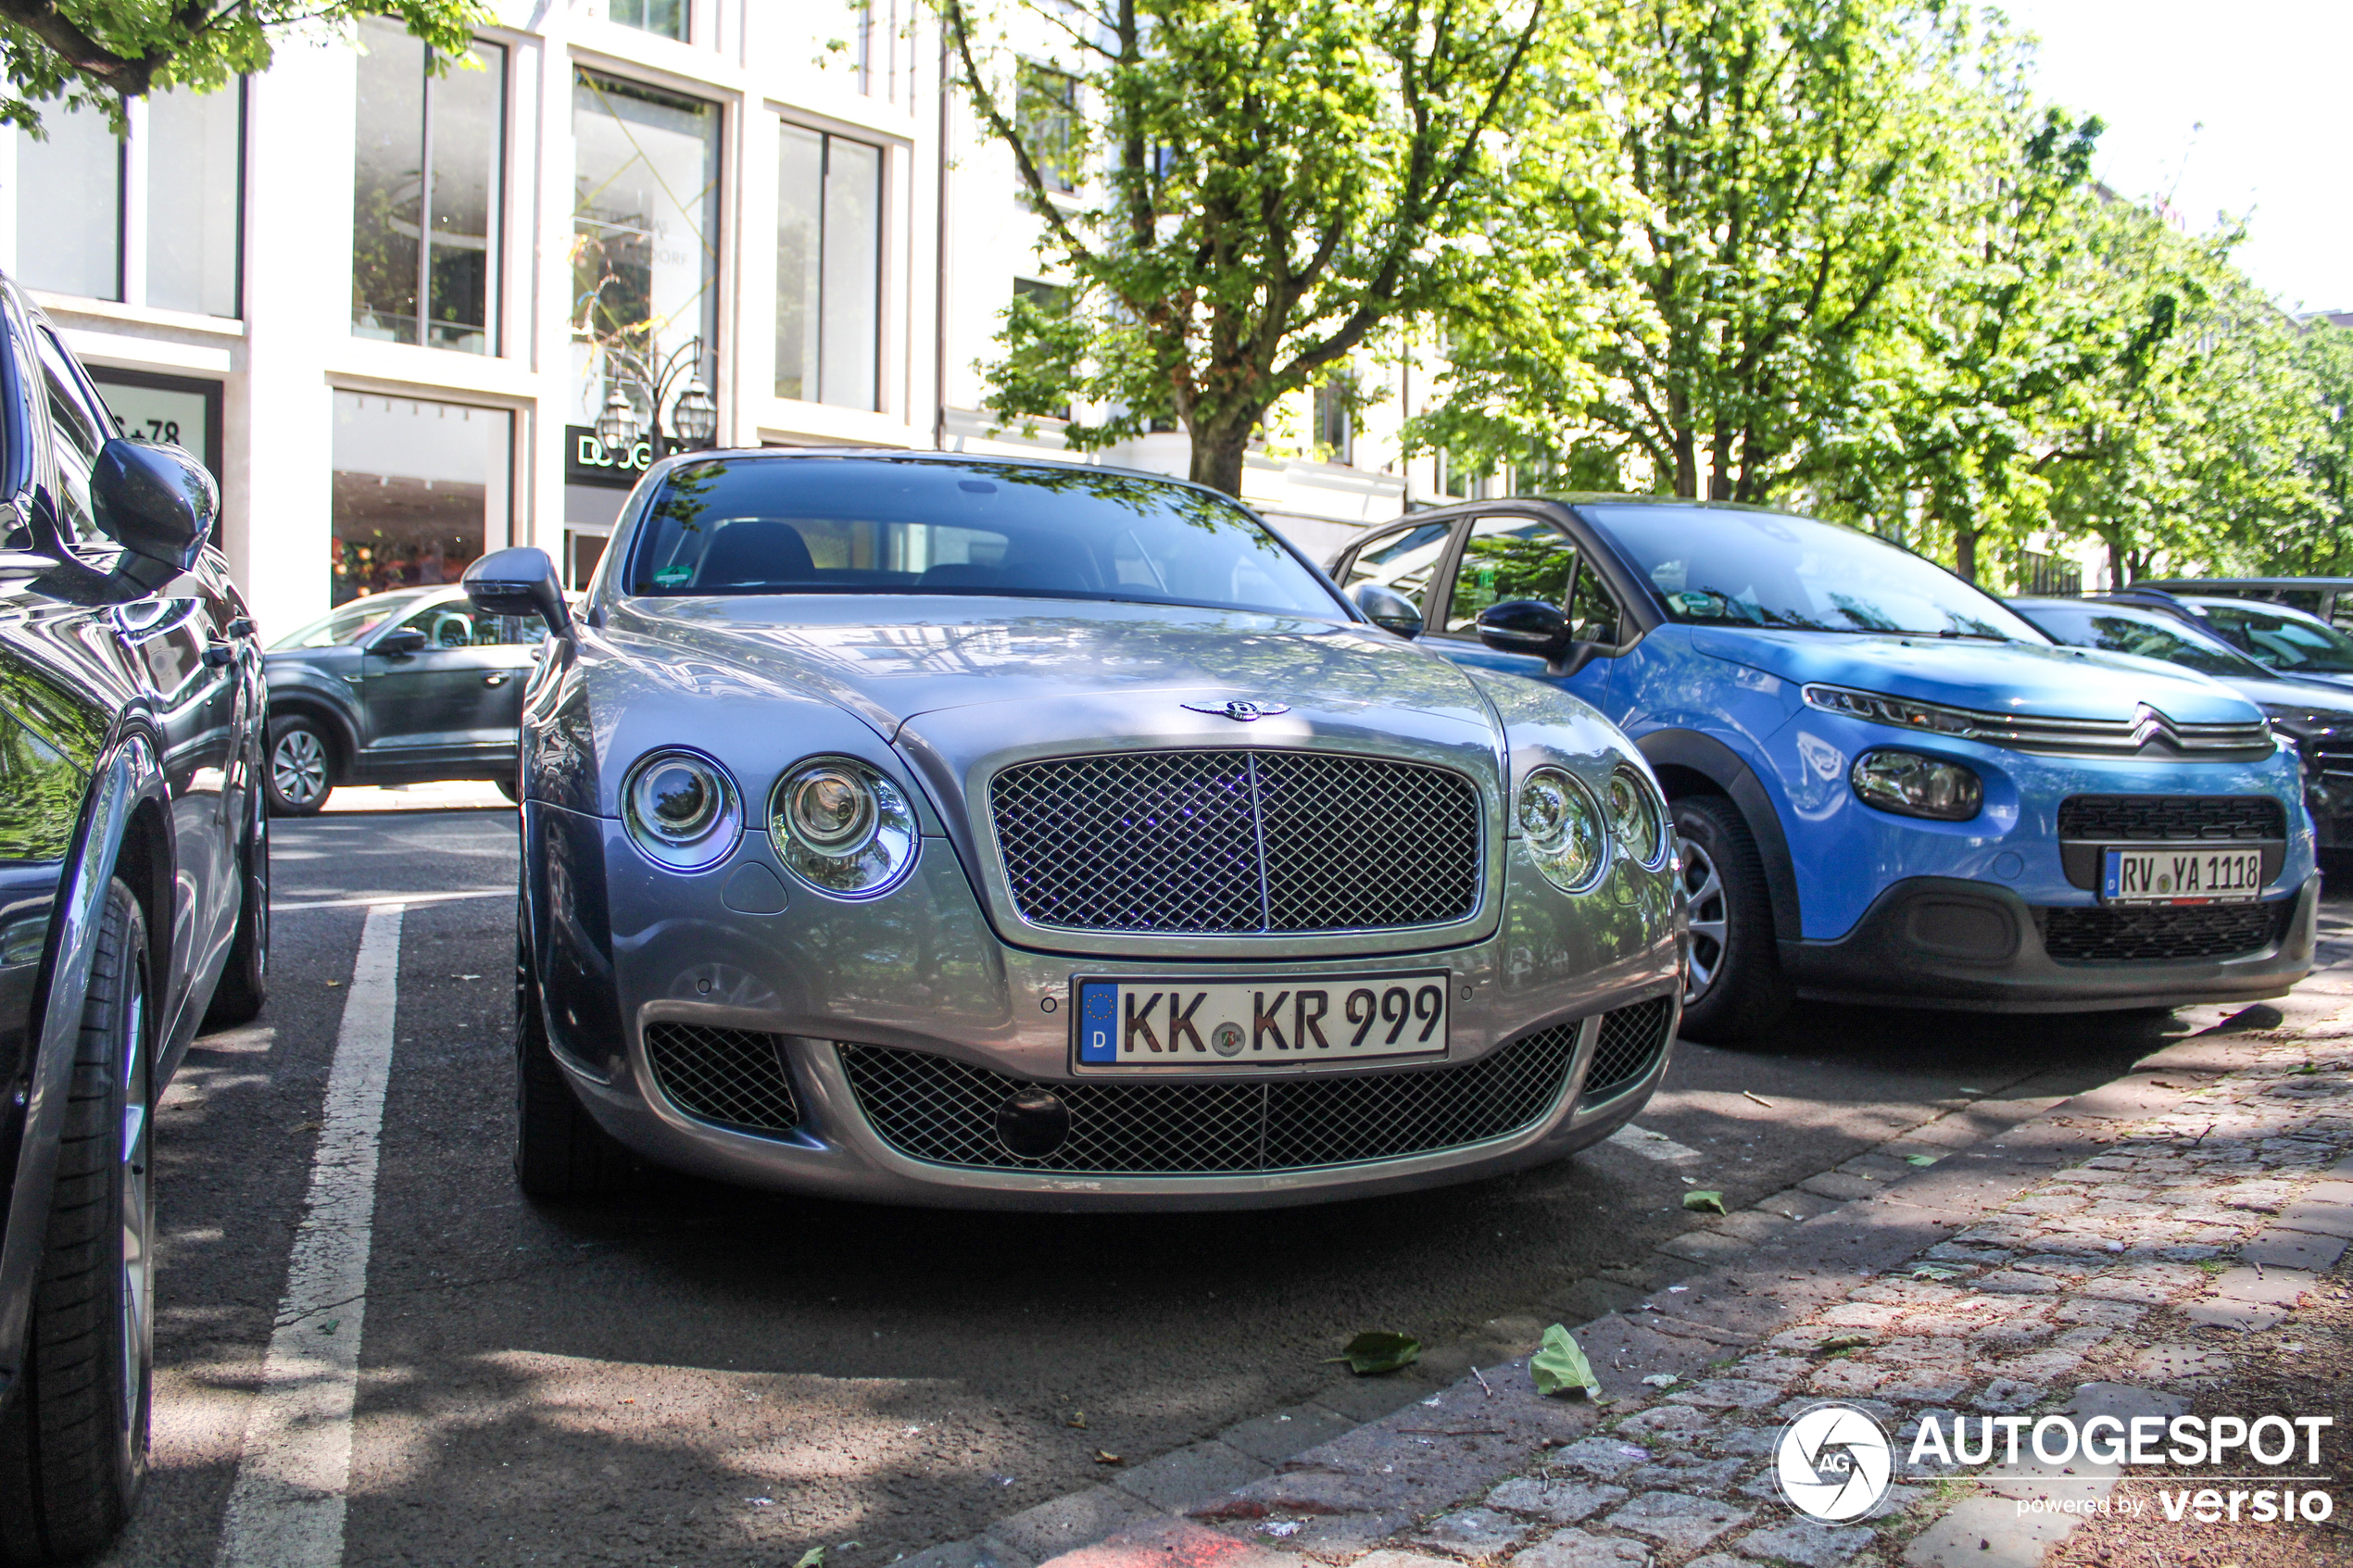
<box><xmin>0</xmin><ymin>0</ymin><xmax>489</xmax><ymax>136</ymax></box>
<box><xmin>937</xmin><ymin>0</ymin><xmax>1549</xmax><ymax>494</ymax></box>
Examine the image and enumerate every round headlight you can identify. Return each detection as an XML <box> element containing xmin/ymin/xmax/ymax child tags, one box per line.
<box><xmin>769</xmin><ymin>756</ymin><xmax>920</xmax><ymax>897</ymax></box>
<box><xmin>1607</xmin><ymin>767</ymin><xmax>1668</xmax><ymax>867</ymax></box>
<box><xmin>622</xmin><ymin>749</ymin><xmax>741</xmax><ymax>870</ymax></box>
<box><xmin>1517</xmin><ymin>767</ymin><xmax>1606</xmax><ymax>892</ymax></box>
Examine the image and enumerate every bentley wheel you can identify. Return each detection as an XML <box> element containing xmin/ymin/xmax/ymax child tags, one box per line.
<box><xmin>0</xmin><ymin>880</ymin><xmax>153</xmax><ymax>1563</ymax></box>
<box><xmin>1670</xmin><ymin>795</ymin><xmax>1792</xmax><ymax>1043</ymax></box>
<box><xmin>513</xmin><ymin>915</ymin><xmax>633</xmax><ymax>1199</ymax></box>
<box><xmin>205</xmin><ymin>790</ymin><xmax>270</xmax><ymax>1029</ymax></box>
<box><xmin>265</xmin><ymin>718</ymin><xmax>333</xmax><ymax>817</ymax></box>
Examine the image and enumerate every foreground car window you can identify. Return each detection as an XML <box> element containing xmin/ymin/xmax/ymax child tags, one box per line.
<box><xmin>1586</xmin><ymin>504</ymin><xmax>2044</xmax><ymax>641</ymax></box>
<box><xmin>2024</xmin><ymin>604</ymin><xmax>2265</xmax><ymax>677</ymax></box>
<box><xmin>628</xmin><ymin>458</ymin><xmax>1341</xmax><ymax>617</ymax></box>
<box><xmin>271</xmin><ymin>590</ymin><xmax>433</xmax><ymax>649</ymax></box>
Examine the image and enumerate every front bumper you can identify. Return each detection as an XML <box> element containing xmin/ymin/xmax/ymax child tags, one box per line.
<box><xmin>528</xmin><ymin>801</ymin><xmax>1686</xmax><ymax>1210</ymax></box>
<box><xmin>1781</xmin><ymin>873</ymin><xmax>2319</xmax><ymax>1012</ymax></box>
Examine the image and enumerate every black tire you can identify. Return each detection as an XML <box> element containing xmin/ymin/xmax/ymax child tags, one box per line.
<box><xmin>1671</xmin><ymin>795</ymin><xmax>1793</xmax><ymax>1043</ymax></box>
<box><xmin>0</xmin><ymin>880</ymin><xmax>153</xmax><ymax>1564</ymax></box>
<box><xmin>203</xmin><ymin>790</ymin><xmax>270</xmax><ymax>1029</ymax></box>
<box><xmin>513</xmin><ymin>915</ymin><xmax>632</xmax><ymax>1199</ymax></box>
<box><xmin>263</xmin><ymin>716</ymin><xmax>333</xmax><ymax>817</ymax></box>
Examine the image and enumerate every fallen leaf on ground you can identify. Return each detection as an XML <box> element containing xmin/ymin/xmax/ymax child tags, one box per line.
<box><xmin>1816</xmin><ymin>1332</ymin><xmax>1871</xmax><ymax>1352</ymax></box>
<box><xmin>1092</xmin><ymin>1449</ymin><xmax>1122</xmax><ymax>1465</ymax></box>
<box><xmin>1911</xmin><ymin>1264</ymin><xmax>1960</xmax><ymax>1281</ymax></box>
<box><xmin>1905</xmin><ymin>1153</ymin><xmax>1940</xmax><ymax>1167</ymax></box>
<box><xmin>1327</xmin><ymin>1330</ymin><xmax>1421</xmax><ymax>1375</ymax></box>
<box><xmin>1640</xmin><ymin>1373</ymin><xmax>1678</xmax><ymax>1387</ymax></box>
<box><xmin>1682</xmin><ymin>1189</ymin><xmax>1727</xmax><ymax>1214</ymax></box>
<box><xmin>1531</xmin><ymin>1323</ymin><xmax>1604</xmax><ymax>1400</ymax></box>
<box><xmin>323</xmin><ymin>980</ymin><xmax>342</xmax><ymax>988</ymax></box>
<box><xmin>796</xmin><ymin>1550</ymin><xmax>826</xmax><ymax>1568</ymax></box>
<box><xmin>748</xmin><ymin>1498</ymin><xmax>774</xmax><ymax>1508</ymax></box>
<box><xmin>1066</xmin><ymin>1411</ymin><xmax>1088</xmax><ymax>1429</ymax></box>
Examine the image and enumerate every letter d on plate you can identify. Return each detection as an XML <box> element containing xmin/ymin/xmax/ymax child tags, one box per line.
<box><xmin>1077</xmin><ymin>982</ymin><xmax>1119</xmax><ymax>1063</ymax></box>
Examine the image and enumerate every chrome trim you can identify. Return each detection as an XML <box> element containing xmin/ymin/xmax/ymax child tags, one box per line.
<box><xmin>1803</xmin><ymin>684</ymin><xmax>2275</xmax><ymax>759</ymax></box>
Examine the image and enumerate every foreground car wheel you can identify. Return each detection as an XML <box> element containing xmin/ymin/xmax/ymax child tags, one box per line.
<box><xmin>0</xmin><ymin>881</ymin><xmax>153</xmax><ymax>1563</ymax></box>
<box><xmin>514</xmin><ymin>923</ymin><xmax>633</xmax><ymax>1199</ymax></box>
<box><xmin>265</xmin><ymin>718</ymin><xmax>333</xmax><ymax>817</ymax></box>
<box><xmin>204</xmin><ymin>792</ymin><xmax>270</xmax><ymax>1028</ymax></box>
<box><xmin>1671</xmin><ymin>796</ymin><xmax>1792</xmax><ymax>1043</ymax></box>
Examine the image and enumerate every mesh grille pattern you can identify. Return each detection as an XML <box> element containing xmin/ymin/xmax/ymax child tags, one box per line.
<box><xmin>2057</xmin><ymin>795</ymin><xmax>2287</xmax><ymax>842</ymax></box>
<box><xmin>644</xmin><ymin>1022</ymin><xmax>801</xmax><ymax>1134</ymax></box>
<box><xmin>989</xmin><ymin>749</ymin><xmax>1481</xmax><ymax>934</ymax></box>
<box><xmin>836</xmin><ymin>1028</ymin><xmax>1578</xmax><ymax>1175</ymax></box>
<box><xmin>2042</xmin><ymin>902</ymin><xmax>2284</xmax><ymax>964</ymax></box>
<box><xmin>1582</xmin><ymin>997</ymin><xmax>1674</xmax><ymax>1103</ymax></box>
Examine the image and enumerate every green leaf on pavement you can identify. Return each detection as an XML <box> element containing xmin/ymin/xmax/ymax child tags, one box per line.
<box><xmin>1910</xmin><ymin>1264</ymin><xmax>1959</xmax><ymax>1281</ymax></box>
<box><xmin>1327</xmin><ymin>1330</ymin><xmax>1422</xmax><ymax>1375</ymax></box>
<box><xmin>1906</xmin><ymin>1153</ymin><xmax>1940</xmax><ymax>1167</ymax></box>
<box><xmin>1682</xmin><ymin>1189</ymin><xmax>1727</xmax><ymax>1214</ymax></box>
<box><xmin>1816</xmin><ymin>1332</ymin><xmax>1872</xmax><ymax>1353</ymax></box>
<box><xmin>795</xmin><ymin>1551</ymin><xmax>825</xmax><ymax>1568</ymax></box>
<box><xmin>1531</xmin><ymin>1323</ymin><xmax>1604</xmax><ymax>1400</ymax></box>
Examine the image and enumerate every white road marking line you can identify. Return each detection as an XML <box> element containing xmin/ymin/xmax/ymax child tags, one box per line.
<box><xmin>215</xmin><ymin>904</ymin><xmax>404</xmax><ymax>1568</ymax></box>
<box><xmin>271</xmin><ymin>889</ymin><xmax>507</xmax><ymax>913</ymax></box>
<box><xmin>1607</xmin><ymin>1122</ymin><xmax>1705</xmax><ymax>1164</ymax></box>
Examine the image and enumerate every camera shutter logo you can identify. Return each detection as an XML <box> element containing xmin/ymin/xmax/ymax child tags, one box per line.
<box><xmin>1775</xmin><ymin>1402</ymin><xmax>1894</xmax><ymax>1523</ymax></box>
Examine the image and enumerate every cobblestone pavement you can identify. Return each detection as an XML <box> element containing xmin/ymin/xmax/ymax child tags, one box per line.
<box><xmin>942</xmin><ymin>922</ymin><xmax>2353</xmax><ymax>1568</ymax></box>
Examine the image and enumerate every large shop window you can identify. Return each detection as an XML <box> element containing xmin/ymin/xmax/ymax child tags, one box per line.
<box><xmin>331</xmin><ymin>393</ymin><xmax>512</xmax><ymax>606</ymax></box>
<box><xmin>14</xmin><ymin>88</ymin><xmax>243</xmax><ymax>314</ymax></box>
<box><xmin>352</xmin><ymin>19</ymin><xmax>506</xmax><ymax>353</ymax></box>
<box><xmin>572</xmin><ymin>72</ymin><xmax>721</xmax><ymax>435</ymax></box>
<box><xmin>775</xmin><ymin>125</ymin><xmax>880</xmax><ymax>410</ymax></box>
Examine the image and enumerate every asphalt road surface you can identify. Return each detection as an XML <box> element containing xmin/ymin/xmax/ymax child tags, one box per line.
<box><xmin>107</xmin><ymin>806</ymin><xmax>2244</xmax><ymax>1567</ymax></box>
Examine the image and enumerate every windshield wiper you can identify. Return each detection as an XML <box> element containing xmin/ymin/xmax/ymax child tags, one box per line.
<box><xmin>1935</xmin><ymin>629</ymin><xmax>2015</xmax><ymax>642</ymax></box>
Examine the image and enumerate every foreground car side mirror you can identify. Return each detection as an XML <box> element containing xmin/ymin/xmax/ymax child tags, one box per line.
<box><xmin>373</xmin><ymin>627</ymin><xmax>428</xmax><ymax>658</ymax></box>
<box><xmin>464</xmin><ymin>546</ymin><xmax>574</xmax><ymax>637</ymax></box>
<box><xmin>1353</xmin><ymin>583</ymin><xmax>1423</xmax><ymax>639</ymax></box>
<box><xmin>93</xmin><ymin>438</ymin><xmax>216</xmax><ymax>590</ymax></box>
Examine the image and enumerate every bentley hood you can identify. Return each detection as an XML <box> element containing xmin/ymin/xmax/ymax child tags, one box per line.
<box><xmin>602</xmin><ymin>596</ymin><xmax>1498</xmax><ymax>735</ymax></box>
<box><xmin>1688</xmin><ymin>627</ymin><xmax>2266</xmax><ymax>726</ymax></box>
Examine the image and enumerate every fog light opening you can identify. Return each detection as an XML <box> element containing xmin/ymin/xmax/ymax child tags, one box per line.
<box><xmin>995</xmin><ymin>1088</ymin><xmax>1070</xmax><ymax>1158</ymax></box>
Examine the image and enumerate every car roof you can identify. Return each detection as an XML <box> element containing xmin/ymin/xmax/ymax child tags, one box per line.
<box><xmin>641</xmin><ymin>445</ymin><xmax>1227</xmax><ymax>497</ymax></box>
<box><xmin>2137</xmin><ymin>576</ymin><xmax>2353</xmax><ymax>590</ymax></box>
<box><xmin>2175</xmin><ymin>594</ymin><xmax>2335</xmax><ymax>625</ymax></box>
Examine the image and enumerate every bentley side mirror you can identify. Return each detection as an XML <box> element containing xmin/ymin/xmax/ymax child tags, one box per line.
<box><xmin>373</xmin><ymin>627</ymin><xmax>428</xmax><ymax>658</ymax></box>
<box><xmin>464</xmin><ymin>546</ymin><xmax>574</xmax><ymax>638</ymax></box>
<box><xmin>92</xmin><ymin>438</ymin><xmax>216</xmax><ymax>590</ymax></box>
<box><xmin>1353</xmin><ymin>583</ymin><xmax>1423</xmax><ymax>639</ymax></box>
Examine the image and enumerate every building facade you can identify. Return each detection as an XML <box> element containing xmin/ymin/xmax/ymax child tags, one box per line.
<box><xmin>2</xmin><ymin>0</ymin><xmax>1456</xmax><ymax>639</ymax></box>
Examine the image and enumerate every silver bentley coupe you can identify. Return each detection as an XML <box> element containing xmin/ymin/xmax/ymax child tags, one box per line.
<box><xmin>464</xmin><ymin>452</ymin><xmax>1684</xmax><ymax>1209</ymax></box>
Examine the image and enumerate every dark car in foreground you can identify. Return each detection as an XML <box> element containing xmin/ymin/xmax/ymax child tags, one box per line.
<box><xmin>0</xmin><ymin>278</ymin><xmax>267</xmax><ymax>1562</ymax></box>
<box><xmin>471</xmin><ymin>452</ymin><xmax>1683</xmax><ymax>1209</ymax></box>
<box><xmin>260</xmin><ymin>584</ymin><xmax>545</xmax><ymax>813</ymax></box>
<box><xmin>2011</xmin><ymin>596</ymin><xmax>2353</xmax><ymax>856</ymax></box>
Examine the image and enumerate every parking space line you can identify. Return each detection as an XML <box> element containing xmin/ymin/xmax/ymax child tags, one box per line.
<box><xmin>271</xmin><ymin>890</ymin><xmax>507</xmax><ymax>914</ymax></box>
<box><xmin>214</xmin><ymin>904</ymin><xmax>405</xmax><ymax>1568</ymax></box>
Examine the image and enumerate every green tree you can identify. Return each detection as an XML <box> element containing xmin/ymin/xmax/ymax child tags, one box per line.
<box><xmin>2265</xmin><ymin>320</ymin><xmax>2353</xmax><ymax>575</ymax></box>
<box><xmin>1414</xmin><ymin>0</ymin><xmax>1975</xmax><ymax>504</ymax></box>
<box><xmin>937</xmin><ymin>0</ymin><xmax>1550</xmax><ymax>495</ymax></box>
<box><xmin>0</xmin><ymin>0</ymin><xmax>486</xmax><ymax>133</ymax></box>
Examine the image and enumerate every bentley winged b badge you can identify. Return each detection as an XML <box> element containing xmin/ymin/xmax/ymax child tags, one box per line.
<box><xmin>1183</xmin><ymin>698</ymin><xmax>1291</xmax><ymax>721</ymax></box>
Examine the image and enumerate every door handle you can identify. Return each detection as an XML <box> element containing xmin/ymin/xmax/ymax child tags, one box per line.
<box><xmin>484</xmin><ymin>672</ymin><xmax>509</xmax><ymax>685</ymax></box>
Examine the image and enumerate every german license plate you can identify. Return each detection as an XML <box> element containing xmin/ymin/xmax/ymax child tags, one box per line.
<box><xmin>2100</xmin><ymin>847</ymin><xmax>2263</xmax><ymax>905</ymax></box>
<box><xmin>1074</xmin><ymin>971</ymin><xmax>1450</xmax><ymax>1067</ymax></box>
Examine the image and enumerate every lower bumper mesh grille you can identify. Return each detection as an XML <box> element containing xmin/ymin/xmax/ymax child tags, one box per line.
<box><xmin>644</xmin><ymin>1022</ymin><xmax>801</xmax><ymax>1134</ymax></box>
<box><xmin>2040</xmin><ymin>901</ymin><xmax>2284</xmax><ymax>964</ymax></box>
<box><xmin>1581</xmin><ymin>997</ymin><xmax>1675</xmax><ymax>1104</ymax></box>
<box><xmin>837</xmin><ymin>1024</ymin><xmax>1586</xmax><ymax>1175</ymax></box>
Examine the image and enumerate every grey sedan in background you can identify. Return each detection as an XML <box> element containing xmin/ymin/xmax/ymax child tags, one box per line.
<box><xmin>260</xmin><ymin>586</ymin><xmax>546</xmax><ymax>813</ymax></box>
<box><xmin>466</xmin><ymin>451</ymin><xmax>1686</xmax><ymax>1210</ymax></box>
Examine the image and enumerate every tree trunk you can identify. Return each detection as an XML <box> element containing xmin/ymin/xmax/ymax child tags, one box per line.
<box><xmin>1953</xmin><ymin>521</ymin><xmax>1977</xmax><ymax>583</ymax></box>
<box><xmin>1189</xmin><ymin>420</ymin><xmax>1254</xmax><ymax>496</ymax></box>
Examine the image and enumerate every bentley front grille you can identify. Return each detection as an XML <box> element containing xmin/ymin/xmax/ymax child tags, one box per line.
<box><xmin>988</xmin><ymin>749</ymin><xmax>1482</xmax><ymax>935</ymax></box>
<box><xmin>644</xmin><ymin>1022</ymin><xmax>802</xmax><ymax>1135</ymax></box>
<box><xmin>836</xmin><ymin>1026</ymin><xmax>1578</xmax><ymax>1175</ymax></box>
<box><xmin>1580</xmin><ymin>997</ymin><xmax>1675</xmax><ymax>1104</ymax></box>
